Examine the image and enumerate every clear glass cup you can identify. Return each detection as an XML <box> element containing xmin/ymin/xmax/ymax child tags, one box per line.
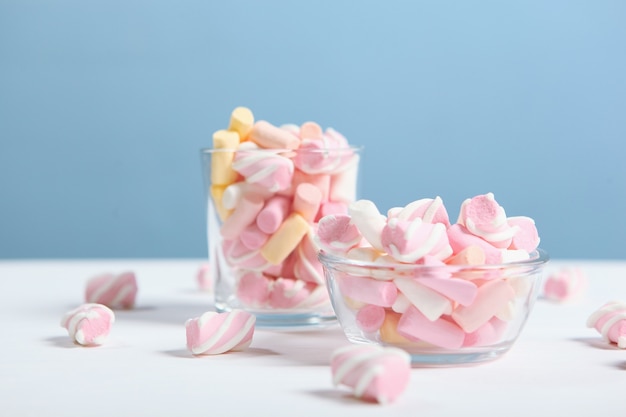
<box><xmin>200</xmin><ymin>145</ymin><xmax>361</xmax><ymax>328</ymax></box>
<box><xmin>319</xmin><ymin>249</ymin><xmax>549</xmax><ymax>365</ymax></box>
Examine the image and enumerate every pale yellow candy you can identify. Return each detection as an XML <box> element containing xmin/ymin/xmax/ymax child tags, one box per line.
<box><xmin>260</xmin><ymin>213</ymin><xmax>309</xmax><ymax>265</ymax></box>
<box><xmin>228</xmin><ymin>107</ymin><xmax>254</xmax><ymax>141</ymax></box>
<box><xmin>211</xmin><ymin>130</ymin><xmax>239</xmax><ymax>186</ymax></box>
<box><xmin>379</xmin><ymin>311</ymin><xmax>413</xmax><ymax>344</ymax></box>
<box><xmin>210</xmin><ymin>185</ymin><xmax>233</xmax><ymax>221</ymax></box>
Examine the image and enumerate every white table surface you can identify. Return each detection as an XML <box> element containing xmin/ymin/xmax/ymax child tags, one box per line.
<box><xmin>1</xmin><ymin>259</ymin><xmax>625</xmax><ymax>416</ymax></box>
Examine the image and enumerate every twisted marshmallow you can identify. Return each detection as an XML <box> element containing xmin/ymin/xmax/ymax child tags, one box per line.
<box><xmin>186</xmin><ymin>310</ymin><xmax>256</xmax><ymax>355</ymax></box>
<box><xmin>60</xmin><ymin>303</ymin><xmax>115</xmax><ymax>346</ymax></box>
<box><xmin>232</xmin><ymin>142</ymin><xmax>294</xmax><ymax>192</ymax></box>
<box><xmin>331</xmin><ymin>344</ymin><xmax>411</xmax><ymax>404</ymax></box>
<box><xmin>457</xmin><ymin>192</ymin><xmax>518</xmax><ymax>249</ymax></box>
<box><xmin>587</xmin><ymin>301</ymin><xmax>626</xmax><ymax>349</ymax></box>
<box><xmin>85</xmin><ymin>271</ymin><xmax>138</xmax><ymax>309</ymax></box>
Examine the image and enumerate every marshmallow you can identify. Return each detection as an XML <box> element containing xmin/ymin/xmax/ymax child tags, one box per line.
<box><xmin>355</xmin><ymin>304</ymin><xmax>386</xmax><ymax>333</ymax></box>
<box><xmin>249</xmin><ymin>120</ymin><xmax>300</xmax><ymax>149</ymax></box>
<box><xmin>348</xmin><ymin>200</ymin><xmax>387</xmax><ymax>252</ymax></box>
<box><xmin>393</xmin><ymin>277</ymin><xmax>452</xmax><ymax>321</ymax></box>
<box><xmin>236</xmin><ymin>272</ymin><xmax>272</xmax><ymax>308</ymax></box>
<box><xmin>395</xmin><ymin>196</ymin><xmax>450</xmax><ymax>227</ymax></box>
<box><xmin>269</xmin><ymin>278</ymin><xmax>327</xmax><ymax>309</ymax></box>
<box><xmin>228</xmin><ymin>106</ymin><xmax>254</xmax><ymax>141</ymax></box>
<box><xmin>316</xmin><ymin>214</ymin><xmax>362</xmax><ymax>254</ymax></box>
<box><xmin>587</xmin><ymin>301</ymin><xmax>626</xmax><ymax>349</ymax></box>
<box><xmin>256</xmin><ymin>196</ymin><xmax>291</xmax><ymax>234</ymax></box>
<box><xmin>196</xmin><ymin>264</ymin><xmax>212</xmax><ymax>291</ymax></box>
<box><xmin>457</xmin><ymin>193</ymin><xmax>518</xmax><ymax>249</ymax></box>
<box><xmin>85</xmin><ymin>271</ymin><xmax>138</xmax><ymax>310</ymax></box>
<box><xmin>232</xmin><ymin>142</ymin><xmax>294</xmax><ymax>193</ymax></box>
<box><xmin>211</xmin><ymin>130</ymin><xmax>239</xmax><ymax>186</ymax></box>
<box><xmin>293</xmin><ymin>231</ymin><xmax>325</xmax><ymax>285</ymax></box>
<box><xmin>330</xmin><ymin>344</ymin><xmax>411</xmax><ymax>404</ymax></box>
<box><xmin>293</xmin><ymin>183</ymin><xmax>323</xmax><ymax>222</ymax></box>
<box><xmin>61</xmin><ymin>303</ymin><xmax>115</xmax><ymax>346</ymax></box>
<box><xmin>542</xmin><ymin>267</ymin><xmax>587</xmax><ymax>303</ymax></box>
<box><xmin>260</xmin><ymin>213</ymin><xmax>310</xmax><ymax>265</ymax></box>
<box><xmin>451</xmin><ymin>279</ymin><xmax>516</xmax><ymax>333</ymax></box>
<box><xmin>338</xmin><ymin>273</ymin><xmax>398</xmax><ymax>307</ymax></box>
<box><xmin>381</xmin><ymin>217</ymin><xmax>453</xmax><ymax>263</ymax></box>
<box><xmin>186</xmin><ymin>310</ymin><xmax>255</xmax><ymax>355</ymax></box>
<box><xmin>507</xmin><ymin>216</ymin><xmax>540</xmax><ymax>252</ymax></box>
<box><xmin>220</xmin><ymin>194</ymin><xmax>265</xmax><ymax>241</ymax></box>
<box><xmin>397</xmin><ymin>306</ymin><xmax>465</xmax><ymax>349</ymax></box>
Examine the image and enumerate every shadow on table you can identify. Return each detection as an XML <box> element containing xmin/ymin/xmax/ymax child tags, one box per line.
<box><xmin>570</xmin><ymin>336</ymin><xmax>621</xmax><ymax>350</ymax></box>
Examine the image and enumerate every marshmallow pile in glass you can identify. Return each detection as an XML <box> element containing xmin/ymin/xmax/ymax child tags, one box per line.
<box><xmin>201</xmin><ymin>107</ymin><xmax>360</xmax><ymax>328</ymax></box>
<box><xmin>316</xmin><ymin>193</ymin><xmax>548</xmax><ymax>365</ymax></box>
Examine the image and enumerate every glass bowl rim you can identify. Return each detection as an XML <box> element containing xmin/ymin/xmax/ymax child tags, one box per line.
<box><xmin>318</xmin><ymin>247</ymin><xmax>549</xmax><ymax>273</ymax></box>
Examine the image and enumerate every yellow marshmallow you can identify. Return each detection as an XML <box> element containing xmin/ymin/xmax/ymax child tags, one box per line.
<box><xmin>211</xmin><ymin>130</ymin><xmax>239</xmax><ymax>186</ymax></box>
<box><xmin>260</xmin><ymin>213</ymin><xmax>310</xmax><ymax>265</ymax></box>
<box><xmin>228</xmin><ymin>107</ymin><xmax>254</xmax><ymax>141</ymax></box>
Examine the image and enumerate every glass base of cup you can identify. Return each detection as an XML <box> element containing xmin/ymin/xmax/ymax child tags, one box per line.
<box><xmin>215</xmin><ymin>302</ymin><xmax>338</xmax><ymax>330</ymax></box>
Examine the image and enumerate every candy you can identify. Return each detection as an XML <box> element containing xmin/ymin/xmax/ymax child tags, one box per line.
<box><xmin>330</xmin><ymin>344</ymin><xmax>411</xmax><ymax>404</ymax></box>
<box><xmin>457</xmin><ymin>193</ymin><xmax>518</xmax><ymax>249</ymax></box>
<box><xmin>381</xmin><ymin>217</ymin><xmax>452</xmax><ymax>263</ymax></box>
<box><xmin>85</xmin><ymin>271</ymin><xmax>138</xmax><ymax>310</ymax></box>
<box><xmin>185</xmin><ymin>310</ymin><xmax>256</xmax><ymax>355</ymax></box>
<box><xmin>256</xmin><ymin>195</ymin><xmax>291</xmax><ymax>234</ymax></box>
<box><xmin>348</xmin><ymin>200</ymin><xmax>387</xmax><ymax>252</ymax></box>
<box><xmin>451</xmin><ymin>279</ymin><xmax>516</xmax><ymax>333</ymax></box>
<box><xmin>315</xmin><ymin>214</ymin><xmax>362</xmax><ymax>254</ymax></box>
<box><xmin>228</xmin><ymin>106</ymin><xmax>254</xmax><ymax>140</ymax></box>
<box><xmin>260</xmin><ymin>213</ymin><xmax>310</xmax><ymax>265</ymax></box>
<box><xmin>397</xmin><ymin>306</ymin><xmax>465</xmax><ymax>349</ymax></box>
<box><xmin>586</xmin><ymin>301</ymin><xmax>626</xmax><ymax>349</ymax></box>
<box><xmin>394</xmin><ymin>196</ymin><xmax>450</xmax><ymax>227</ymax></box>
<box><xmin>211</xmin><ymin>130</ymin><xmax>239</xmax><ymax>186</ymax></box>
<box><xmin>355</xmin><ymin>304</ymin><xmax>386</xmax><ymax>333</ymax></box>
<box><xmin>292</xmin><ymin>183</ymin><xmax>323</xmax><ymax>222</ymax></box>
<box><xmin>542</xmin><ymin>267</ymin><xmax>587</xmax><ymax>303</ymax></box>
<box><xmin>220</xmin><ymin>194</ymin><xmax>265</xmax><ymax>240</ymax></box>
<box><xmin>337</xmin><ymin>273</ymin><xmax>398</xmax><ymax>307</ymax></box>
<box><xmin>196</xmin><ymin>264</ymin><xmax>212</xmax><ymax>291</ymax></box>
<box><xmin>293</xmin><ymin>231</ymin><xmax>325</xmax><ymax>285</ymax></box>
<box><xmin>61</xmin><ymin>303</ymin><xmax>115</xmax><ymax>346</ymax></box>
<box><xmin>249</xmin><ymin>120</ymin><xmax>300</xmax><ymax>150</ymax></box>
<box><xmin>393</xmin><ymin>277</ymin><xmax>452</xmax><ymax>321</ymax></box>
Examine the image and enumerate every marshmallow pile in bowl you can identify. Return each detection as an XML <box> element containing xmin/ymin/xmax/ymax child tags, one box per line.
<box><xmin>316</xmin><ymin>193</ymin><xmax>549</xmax><ymax>366</ymax></box>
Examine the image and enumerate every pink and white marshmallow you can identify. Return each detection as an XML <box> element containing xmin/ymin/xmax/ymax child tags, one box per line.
<box><xmin>587</xmin><ymin>301</ymin><xmax>626</xmax><ymax>349</ymax></box>
<box><xmin>85</xmin><ymin>271</ymin><xmax>138</xmax><ymax>310</ymax></box>
<box><xmin>186</xmin><ymin>310</ymin><xmax>256</xmax><ymax>355</ymax></box>
<box><xmin>542</xmin><ymin>267</ymin><xmax>587</xmax><ymax>303</ymax></box>
<box><xmin>330</xmin><ymin>344</ymin><xmax>411</xmax><ymax>404</ymax></box>
<box><xmin>61</xmin><ymin>303</ymin><xmax>115</xmax><ymax>346</ymax></box>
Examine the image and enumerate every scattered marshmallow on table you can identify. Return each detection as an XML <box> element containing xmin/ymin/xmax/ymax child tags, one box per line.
<box><xmin>207</xmin><ymin>107</ymin><xmax>360</xmax><ymax>312</ymax></box>
<box><xmin>85</xmin><ymin>271</ymin><xmax>138</xmax><ymax>310</ymax></box>
<box><xmin>196</xmin><ymin>264</ymin><xmax>212</xmax><ymax>291</ymax></box>
<box><xmin>542</xmin><ymin>267</ymin><xmax>587</xmax><ymax>303</ymax></box>
<box><xmin>186</xmin><ymin>310</ymin><xmax>256</xmax><ymax>355</ymax></box>
<box><xmin>60</xmin><ymin>303</ymin><xmax>115</xmax><ymax>346</ymax></box>
<box><xmin>330</xmin><ymin>344</ymin><xmax>411</xmax><ymax>404</ymax></box>
<box><xmin>587</xmin><ymin>301</ymin><xmax>626</xmax><ymax>349</ymax></box>
<box><xmin>316</xmin><ymin>192</ymin><xmax>542</xmax><ymax>350</ymax></box>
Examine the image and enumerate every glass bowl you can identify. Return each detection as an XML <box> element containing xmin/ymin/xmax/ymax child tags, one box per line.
<box><xmin>318</xmin><ymin>248</ymin><xmax>549</xmax><ymax>365</ymax></box>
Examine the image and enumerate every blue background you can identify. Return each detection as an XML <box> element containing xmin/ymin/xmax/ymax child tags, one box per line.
<box><xmin>1</xmin><ymin>1</ymin><xmax>625</xmax><ymax>260</ymax></box>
